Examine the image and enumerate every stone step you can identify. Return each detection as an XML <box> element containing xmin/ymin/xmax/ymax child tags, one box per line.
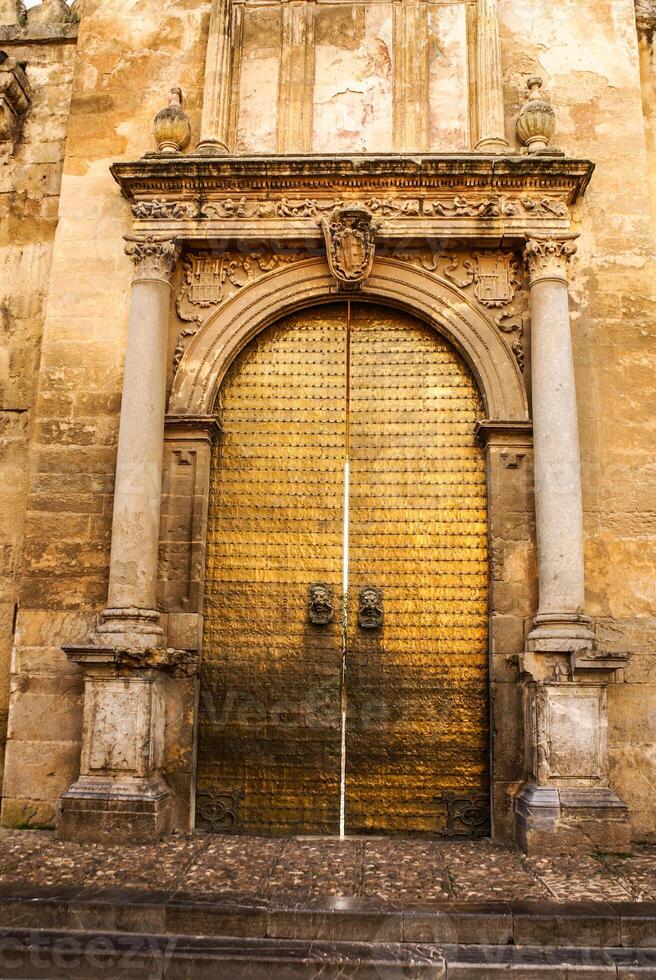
<box><xmin>2</xmin><ymin>929</ymin><xmax>656</xmax><ymax>978</ymax></box>
<box><xmin>2</xmin><ymin>885</ymin><xmax>656</xmax><ymax>948</ymax></box>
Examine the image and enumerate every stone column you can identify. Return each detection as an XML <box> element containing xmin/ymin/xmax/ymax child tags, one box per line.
<box><xmin>197</xmin><ymin>0</ymin><xmax>233</xmax><ymax>154</ymax></box>
<box><xmin>475</xmin><ymin>0</ymin><xmax>509</xmax><ymax>152</ymax></box>
<box><xmin>97</xmin><ymin>237</ymin><xmax>179</xmax><ymax>649</ymax></box>
<box><xmin>524</xmin><ymin>236</ymin><xmax>593</xmax><ymax>650</ymax></box>
<box><xmin>514</xmin><ymin>236</ymin><xmax>630</xmax><ymax>856</ymax></box>
<box><xmin>58</xmin><ymin>237</ymin><xmax>179</xmax><ymax>843</ymax></box>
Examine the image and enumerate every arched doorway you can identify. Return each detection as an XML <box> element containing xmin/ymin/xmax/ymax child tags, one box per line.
<box><xmin>195</xmin><ymin>301</ymin><xmax>489</xmax><ymax>836</ymax></box>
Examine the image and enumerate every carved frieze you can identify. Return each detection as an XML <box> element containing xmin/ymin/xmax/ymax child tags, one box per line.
<box><xmin>131</xmin><ymin>194</ymin><xmax>570</xmax><ymax>224</ymax></box>
<box><xmin>131</xmin><ymin>199</ymin><xmax>196</xmax><ymax>220</ymax></box>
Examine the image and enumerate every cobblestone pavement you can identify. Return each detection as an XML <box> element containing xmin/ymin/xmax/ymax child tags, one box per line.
<box><xmin>1</xmin><ymin>829</ymin><xmax>655</xmax><ymax>904</ymax></box>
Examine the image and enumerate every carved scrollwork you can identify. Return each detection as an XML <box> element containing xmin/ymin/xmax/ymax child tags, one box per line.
<box><xmin>131</xmin><ymin>199</ymin><xmax>197</xmax><ymax>220</ymax></box>
<box><xmin>173</xmin><ymin>250</ymin><xmax>305</xmax><ymax>367</ymax></box>
<box><xmin>436</xmin><ymin>791</ymin><xmax>491</xmax><ymax>838</ymax></box>
<box><xmin>195</xmin><ymin>789</ymin><xmax>243</xmax><ymax>833</ymax></box>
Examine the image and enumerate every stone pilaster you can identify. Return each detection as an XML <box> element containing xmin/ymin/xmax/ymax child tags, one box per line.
<box><xmin>515</xmin><ymin>236</ymin><xmax>630</xmax><ymax>856</ymax></box>
<box><xmin>475</xmin><ymin>0</ymin><xmax>509</xmax><ymax>152</ymax></box>
<box><xmin>197</xmin><ymin>0</ymin><xmax>233</xmax><ymax>154</ymax></box>
<box><xmin>277</xmin><ymin>0</ymin><xmax>315</xmax><ymax>153</ymax></box>
<box><xmin>393</xmin><ymin>0</ymin><xmax>429</xmax><ymax>152</ymax></box>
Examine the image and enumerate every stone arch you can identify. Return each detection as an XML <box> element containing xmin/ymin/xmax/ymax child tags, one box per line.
<box><xmin>168</xmin><ymin>256</ymin><xmax>529</xmax><ymax>422</ymax></box>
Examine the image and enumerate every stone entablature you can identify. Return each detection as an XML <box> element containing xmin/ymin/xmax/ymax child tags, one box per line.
<box><xmin>111</xmin><ymin>155</ymin><xmax>594</xmax><ymax>246</ymax></box>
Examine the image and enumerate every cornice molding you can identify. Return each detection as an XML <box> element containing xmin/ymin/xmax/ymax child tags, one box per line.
<box><xmin>111</xmin><ymin>154</ymin><xmax>595</xmax><ymax>246</ymax></box>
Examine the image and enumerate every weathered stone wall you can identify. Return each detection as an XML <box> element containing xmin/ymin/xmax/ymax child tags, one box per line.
<box><xmin>1</xmin><ymin>0</ymin><xmax>210</xmax><ymax>829</ymax></box>
<box><xmin>0</xmin><ymin>16</ymin><xmax>77</xmax><ymax>815</ymax></box>
<box><xmin>1</xmin><ymin>0</ymin><xmax>655</xmax><ymax>841</ymax></box>
<box><xmin>499</xmin><ymin>0</ymin><xmax>656</xmax><ymax>840</ymax></box>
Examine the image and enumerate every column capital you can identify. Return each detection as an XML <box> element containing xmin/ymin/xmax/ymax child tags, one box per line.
<box><xmin>124</xmin><ymin>236</ymin><xmax>179</xmax><ymax>285</ymax></box>
<box><xmin>523</xmin><ymin>236</ymin><xmax>578</xmax><ymax>286</ymax></box>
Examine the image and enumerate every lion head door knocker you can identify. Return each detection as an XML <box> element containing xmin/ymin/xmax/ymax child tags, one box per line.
<box><xmin>320</xmin><ymin>205</ymin><xmax>379</xmax><ymax>291</ymax></box>
<box><xmin>358</xmin><ymin>586</ymin><xmax>384</xmax><ymax>630</ymax></box>
<box><xmin>308</xmin><ymin>584</ymin><xmax>335</xmax><ymax>626</ymax></box>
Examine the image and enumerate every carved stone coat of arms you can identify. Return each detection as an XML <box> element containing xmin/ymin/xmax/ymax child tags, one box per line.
<box><xmin>320</xmin><ymin>206</ymin><xmax>378</xmax><ymax>289</ymax></box>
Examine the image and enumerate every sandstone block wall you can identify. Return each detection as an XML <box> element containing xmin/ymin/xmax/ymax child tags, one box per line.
<box><xmin>0</xmin><ymin>17</ymin><xmax>77</xmax><ymax>810</ymax></box>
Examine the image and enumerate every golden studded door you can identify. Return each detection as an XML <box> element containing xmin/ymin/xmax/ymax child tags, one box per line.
<box><xmin>346</xmin><ymin>304</ymin><xmax>489</xmax><ymax>835</ymax></box>
<box><xmin>197</xmin><ymin>301</ymin><xmax>489</xmax><ymax>837</ymax></box>
<box><xmin>196</xmin><ymin>307</ymin><xmax>346</xmax><ymax>835</ymax></box>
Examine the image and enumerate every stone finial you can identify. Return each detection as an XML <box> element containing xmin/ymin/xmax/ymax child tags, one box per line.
<box><xmin>0</xmin><ymin>1</ymin><xmax>24</xmax><ymax>25</ymax></box>
<box><xmin>27</xmin><ymin>0</ymin><xmax>73</xmax><ymax>25</ymax></box>
<box><xmin>153</xmin><ymin>87</ymin><xmax>191</xmax><ymax>155</ymax></box>
<box><xmin>516</xmin><ymin>76</ymin><xmax>556</xmax><ymax>154</ymax></box>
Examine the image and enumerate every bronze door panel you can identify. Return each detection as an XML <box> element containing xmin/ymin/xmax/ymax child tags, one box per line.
<box><xmin>345</xmin><ymin>303</ymin><xmax>490</xmax><ymax>835</ymax></box>
<box><xmin>197</xmin><ymin>306</ymin><xmax>346</xmax><ymax>835</ymax></box>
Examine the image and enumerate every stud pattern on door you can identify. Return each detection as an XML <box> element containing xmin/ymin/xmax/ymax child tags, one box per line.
<box><xmin>197</xmin><ymin>302</ymin><xmax>489</xmax><ymax>836</ymax></box>
<box><xmin>197</xmin><ymin>307</ymin><xmax>346</xmax><ymax>835</ymax></box>
<box><xmin>346</xmin><ymin>303</ymin><xmax>489</xmax><ymax>834</ymax></box>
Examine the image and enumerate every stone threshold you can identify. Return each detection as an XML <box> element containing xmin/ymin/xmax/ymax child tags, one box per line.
<box><xmin>2</xmin><ymin>927</ymin><xmax>656</xmax><ymax>978</ymax></box>
<box><xmin>2</xmin><ymin>883</ymin><xmax>656</xmax><ymax>947</ymax></box>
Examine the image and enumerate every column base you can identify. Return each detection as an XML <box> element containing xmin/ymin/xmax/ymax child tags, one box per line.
<box><xmin>514</xmin><ymin>783</ymin><xmax>631</xmax><ymax>856</ymax></box>
<box><xmin>58</xmin><ymin>774</ymin><xmax>173</xmax><ymax>844</ymax></box>
<box><xmin>97</xmin><ymin>606</ymin><xmax>164</xmax><ymax>651</ymax></box>
<box><xmin>195</xmin><ymin>138</ymin><xmax>230</xmax><ymax>156</ymax></box>
<box><xmin>475</xmin><ymin>136</ymin><xmax>510</xmax><ymax>153</ymax></box>
<box><xmin>527</xmin><ymin>612</ymin><xmax>597</xmax><ymax>653</ymax></box>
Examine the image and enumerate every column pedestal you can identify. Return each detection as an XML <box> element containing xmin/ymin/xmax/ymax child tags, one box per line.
<box><xmin>515</xmin><ymin>237</ymin><xmax>630</xmax><ymax>855</ymax></box>
<box><xmin>58</xmin><ymin>649</ymin><xmax>173</xmax><ymax>843</ymax></box>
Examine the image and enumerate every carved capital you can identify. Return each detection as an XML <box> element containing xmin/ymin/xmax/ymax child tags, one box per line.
<box><xmin>524</xmin><ymin>237</ymin><xmax>577</xmax><ymax>286</ymax></box>
<box><xmin>124</xmin><ymin>236</ymin><xmax>179</xmax><ymax>284</ymax></box>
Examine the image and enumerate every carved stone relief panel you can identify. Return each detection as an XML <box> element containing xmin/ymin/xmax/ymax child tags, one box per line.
<box><xmin>391</xmin><ymin>248</ymin><xmax>528</xmax><ymax>372</ymax></box>
<box><xmin>174</xmin><ymin>250</ymin><xmax>306</xmax><ymax>367</ymax></box>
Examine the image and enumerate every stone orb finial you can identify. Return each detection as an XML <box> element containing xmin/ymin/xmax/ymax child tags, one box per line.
<box><xmin>153</xmin><ymin>87</ymin><xmax>191</xmax><ymax>155</ymax></box>
<box><xmin>27</xmin><ymin>0</ymin><xmax>73</xmax><ymax>25</ymax></box>
<box><xmin>516</xmin><ymin>76</ymin><xmax>556</xmax><ymax>154</ymax></box>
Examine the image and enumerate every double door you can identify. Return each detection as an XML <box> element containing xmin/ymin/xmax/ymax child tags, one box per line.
<box><xmin>196</xmin><ymin>302</ymin><xmax>489</xmax><ymax>836</ymax></box>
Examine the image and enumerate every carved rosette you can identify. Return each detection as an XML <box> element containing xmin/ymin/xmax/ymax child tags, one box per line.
<box><xmin>523</xmin><ymin>237</ymin><xmax>577</xmax><ymax>286</ymax></box>
<box><xmin>124</xmin><ymin>237</ymin><xmax>179</xmax><ymax>284</ymax></box>
<box><xmin>320</xmin><ymin>206</ymin><xmax>378</xmax><ymax>289</ymax></box>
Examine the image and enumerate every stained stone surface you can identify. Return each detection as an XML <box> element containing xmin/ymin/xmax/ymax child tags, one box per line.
<box><xmin>0</xmin><ymin>830</ymin><xmax>654</xmax><ymax>903</ymax></box>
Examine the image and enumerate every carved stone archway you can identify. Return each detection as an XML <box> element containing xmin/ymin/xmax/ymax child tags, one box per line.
<box><xmin>168</xmin><ymin>256</ymin><xmax>529</xmax><ymax>422</ymax></box>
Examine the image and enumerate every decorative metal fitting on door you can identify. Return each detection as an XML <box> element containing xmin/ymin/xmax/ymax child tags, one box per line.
<box><xmin>358</xmin><ymin>586</ymin><xmax>384</xmax><ymax>629</ymax></box>
<box><xmin>308</xmin><ymin>583</ymin><xmax>335</xmax><ymax>625</ymax></box>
